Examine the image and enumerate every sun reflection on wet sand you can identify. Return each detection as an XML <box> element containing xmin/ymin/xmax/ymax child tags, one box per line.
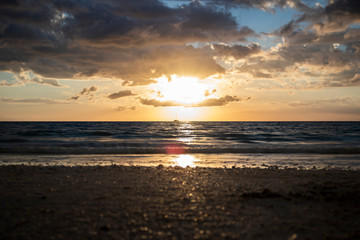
<box><xmin>169</xmin><ymin>122</ymin><xmax>200</xmax><ymax>167</ymax></box>
<box><xmin>172</xmin><ymin>154</ymin><xmax>199</xmax><ymax>168</ymax></box>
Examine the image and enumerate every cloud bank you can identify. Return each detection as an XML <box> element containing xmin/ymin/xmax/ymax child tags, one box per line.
<box><xmin>0</xmin><ymin>0</ymin><xmax>257</xmax><ymax>86</ymax></box>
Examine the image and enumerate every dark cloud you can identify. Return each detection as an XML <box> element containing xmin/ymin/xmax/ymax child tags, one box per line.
<box><xmin>68</xmin><ymin>86</ymin><xmax>98</xmax><ymax>100</ymax></box>
<box><xmin>55</xmin><ymin>0</ymin><xmax>253</xmax><ymax>45</ymax></box>
<box><xmin>2</xmin><ymin>23</ymin><xmax>50</xmax><ymax>41</ymax></box>
<box><xmin>194</xmin><ymin>95</ymin><xmax>240</xmax><ymax>107</ymax></box>
<box><xmin>302</xmin><ymin>0</ymin><xmax>360</xmax><ymax>33</ymax></box>
<box><xmin>0</xmin><ymin>47</ymin><xmax>31</xmax><ymax>63</ymax></box>
<box><xmin>68</xmin><ymin>96</ymin><xmax>79</xmax><ymax>100</ymax></box>
<box><xmin>1</xmin><ymin>0</ymin><xmax>253</xmax><ymax>85</ymax></box>
<box><xmin>210</xmin><ymin>43</ymin><xmax>261</xmax><ymax>59</ymax></box>
<box><xmin>238</xmin><ymin>57</ymin><xmax>291</xmax><ymax>76</ymax></box>
<box><xmin>252</xmin><ymin>0</ymin><xmax>360</xmax><ymax>89</ymax></box>
<box><xmin>139</xmin><ymin>95</ymin><xmax>243</xmax><ymax>107</ymax></box>
<box><xmin>139</xmin><ymin>98</ymin><xmax>180</xmax><ymax>107</ymax></box>
<box><xmin>203</xmin><ymin>0</ymin><xmax>311</xmax><ymax>12</ymax></box>
<box><xmin>80</xmin><ymin>86</ymin><xmax>98</xmax><ymax>95</ymax></box>
<box><xmin>240</xmin><ymin>16</ymin><xmax>360</xmax><ymax>87</ymax></box>
<box><xmin>274</xmin><ymin>0</ymin><xmax>360</xmax><ymax>39</ymax></box>
<box><xmin>238</xmin><ymin>43</ymin><xmax>360</xmax><ymax>87</ymax></box>
<box><xmin>175</xmin><ymin>1</ymin><xmax>254</xmax><ymax>42</ymax></box>
<box><xmin>107</xmin><ymin>90</ymin><xmax>135</xmax><ymax>100</ymax></box>
<box><xmin>323</xmin><ymin>71</ymin><xmax>360</xmax><ymax>87</ymax></box>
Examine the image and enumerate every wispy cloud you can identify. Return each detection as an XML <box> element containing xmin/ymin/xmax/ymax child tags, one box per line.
<box><xmin>116</xmin><ymin>106</ymin><xmax>136</xmax><ymax>111</ymax></box>
<box><xmin>68</xmin><ymin>86</ymin><xmax>98</xmax><ymax>100</ymax></box>
<box><xmin>107</xmin><ymin>90</ymin><xmax>136</xmax><ymax>100</ymax></box>
<box><xmin>0</xmin><ymin>97</ymin><xmax>69</xmax><ymax>104</ymax></box>
<box><xmin>288</xmin><ymin>96</ymin><xmax>355</xmax><ymax>107</ymax></box>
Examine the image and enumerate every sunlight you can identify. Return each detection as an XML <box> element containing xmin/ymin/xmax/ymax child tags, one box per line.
<box><xmin>163</xmin><ymin>107</ymin><xmax>208</xmax><ymax>121</ymax></box>
<box><xmin>173</xmin><ymin>154</ymin><xmax>199</xmax><ymax>168</ymax></box>
<box><xmin>155</xmin><ymin>75</ymin><xmax>208</xmax><ymax>104</ymax></box>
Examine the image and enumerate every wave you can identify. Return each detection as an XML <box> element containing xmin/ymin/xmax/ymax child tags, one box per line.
<box><xmin>1</xmin><ymin>121</ymin><xmax>360</xmax><ymax>155</ymax></box>
<box><xmin>1</xmin><ymin>145</ymin><xmax>360</xmax><ymax>154</ymax></box>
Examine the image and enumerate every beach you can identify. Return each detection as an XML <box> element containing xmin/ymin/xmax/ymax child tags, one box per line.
<box><xmin>1</xmin><ymin>165</ymin><xmax>359</xmax><ymax>239</ymax></box>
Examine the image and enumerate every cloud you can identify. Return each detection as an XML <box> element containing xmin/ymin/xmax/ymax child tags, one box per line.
<box><xmin>264</xmin><ymin>0</ymin><xmax>360</xmax><ymax>89</ymax></box>
<box><xmin>68</xmin><ymin>86</ymin><xmax>98</xmax><ymax>100</ymax></box>
<box><xmin>139</xmin><ymin>98</ymin><xmax>179</xmax><ymax>107</ymax></box>
<box><xmin>68</xmin><ymin>96</ymin><xmax>80</xmax><ymax>100</ymax></box>
<box><xmin>288</xmin><ymin>96</ymin><xmax>354</xmax><ymax>107</ymax></box>
<box><xmin>139</xmin><ymin>95</ymin><xmax>243</xmax><ymax>107</ymax></box>
<box><xmin>204</xmin><ymin>90</ymin><xmax>213</xmax><ymax>97</ymax></box>
<box><xmin>116</xmin><ymin>106</ymin><xmax>136</xmax><ymax>111</ymax></box>
<box><xmin>0</xmin><ymin>0</ymin><xmax>358</xmax><ymax>91</ymax></box>
<box><xmin>107</xmin><ymin>90</ymin><xmax>135</xmax><ymax>100</ymax></box>
<box><xmin>0</xmin><ymin>81</ymin><xmax>12</xmax><ymax>86</ymax></box>
<box><xmin>237</xmin><ymin>25</ymin><xmax>360</xmax><ymax>88</ymax></box>
<box><xmin>203</xmin><ymin>0</ymin><xmax>311</xmax><ymax>12</ymax></box>
<box><xmin>0</xmin><ymin>0</ymin><xmax>255</xmax><ymax>85</ymax></box>
<box><xmin>80</xmin><ymin>86</ymin><xmax>98</xmax><ymax>95</ymax></box>
<box><xmin>53</xmin><ymin>0</ymin><xmax>254</xmax><ymax>45</ymax></box>
<box><xmin>210</xmin><ymin>43</ymin><xmax>261</xmax><ymax>59</ymax></box>
<box><xmin>273</xmin><ymin>0</ymin><xmax>360</xmax><ymax>43</ymax></box>
<box><xmin>287</xmin><ymin>96</ymin><xmax>360</xmax><ymax>116</ymax></box>
<box><xmin>31</xmin><ymin>78</ymin><xmax>61</xmax><ymax>87</ymax></box>
<box><xmin>194</xmin><ymin>95</ymin><xmax>240</xmax><ymax>107</ymax></box>
<box><xmin>298</xmin><ymin>0</ymin><xmax>360</xmax><ymax>34</ymax></box>
<box><xmin>116</xmin><ymin>106</ymin><xmax>126</xmax><ymax>111</ymax></box>
<box><xmin>0</xmin><ymin>70</ymin><xmax>62</xmax><ymax>87</ymax></box>
<box><xmin>0</xmin><ymin>97</ymin><xmax>68</xmax><ymax>104</ymax></box>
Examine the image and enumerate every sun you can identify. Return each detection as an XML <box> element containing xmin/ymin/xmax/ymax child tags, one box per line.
<box><xmin>155</xmin><ymin>75</ymin><xmax>209</xmax><ymax>104</ymax></box>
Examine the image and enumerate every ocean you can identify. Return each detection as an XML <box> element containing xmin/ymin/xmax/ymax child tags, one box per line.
<box><xmin>1</xmin><ymin>121</ymin><xmax>359</xmax><ymax>169</ymax></box>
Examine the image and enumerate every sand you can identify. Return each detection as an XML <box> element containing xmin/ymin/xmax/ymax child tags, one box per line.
<box><xmin>1</xmin><ymin>165</ymin><xmax>359</xmax><ymax>240</ymax></box>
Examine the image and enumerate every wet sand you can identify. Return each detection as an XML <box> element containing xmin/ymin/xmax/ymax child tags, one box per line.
<box><xmin>1</xmin><ymin>165</ymin><xmax>359</xmax><ymax>239</ymax></box>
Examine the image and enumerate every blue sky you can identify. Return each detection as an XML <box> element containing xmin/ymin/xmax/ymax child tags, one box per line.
<box><xmin>232</xmin><ymin>7</ymin><xmax>299</xmax><ymax>33</ymax></box>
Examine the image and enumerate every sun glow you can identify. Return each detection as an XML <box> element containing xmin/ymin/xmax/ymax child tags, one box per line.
<box><xmin>173</xmin><ymin>154</ymin><xmax>199</xmax><ymax>168</ymax></box>
<box><xmin>155</xmin><ymin>75</ymin><xmax>209</xmax><ymax>104</ymax></box>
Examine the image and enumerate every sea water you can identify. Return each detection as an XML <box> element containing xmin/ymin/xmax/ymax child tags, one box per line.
<box><xmin>0</xmin><ymin>121</ymin><xmax>359</xmax><ymax>169</ymax></box>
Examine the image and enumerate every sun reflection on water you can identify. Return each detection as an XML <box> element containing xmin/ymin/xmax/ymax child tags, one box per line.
<box><xmin>176</xmin><ymin>122</ymin><xmax>195</xmax><ymax>143</ymax></box>
<box><xmin>169</xmin><ymin>122</ymin><xmax>200</xmax><ymax>167</ymax></box>
<box><xmin>173</xmin><ymin>154</ymin><xmax>199</xmax><ymax>168</ymax></box>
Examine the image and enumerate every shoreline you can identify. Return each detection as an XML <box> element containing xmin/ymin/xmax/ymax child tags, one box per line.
<box><xmin>1</xmin><ymin>165</ymin><xmax>360</xmax><ymax>239</ymax></box>
<box><xmin>1</xmin><ymin>153</ymin><xmax>360</xmax><ymax>170</ymax></box>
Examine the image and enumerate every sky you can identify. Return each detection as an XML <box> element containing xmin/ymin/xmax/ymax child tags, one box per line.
<box><xmin>0</xmin><ymin>0</ymin><xmax>359</xmax><ymax>121</ymax></box>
